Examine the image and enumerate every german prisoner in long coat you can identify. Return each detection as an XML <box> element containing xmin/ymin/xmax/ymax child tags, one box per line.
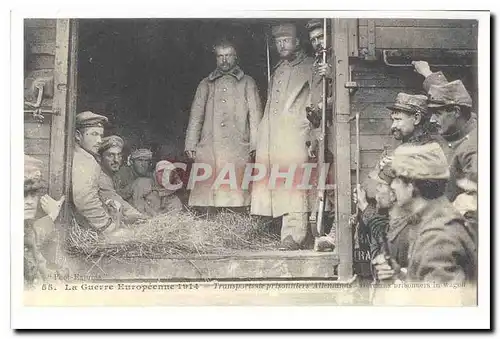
<box><xmin>251</xmin><ymin>23</ymin><xmax>315</xmax><ymax>249</ymax></box>
<box><xmin>184</xmin><ymin>40</ymin><xmax>262</xmax><ymax>208</ymax></box>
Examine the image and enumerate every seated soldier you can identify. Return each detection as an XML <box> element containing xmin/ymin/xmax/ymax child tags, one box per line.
<box><xmin>24</xmin><ymin>155</ymin><xmax>65</xmax><ymax>288</ymax></box>
<box><xmin>114</xmin><ymin>148</ymin><xmax>153</xmax><ymax>203</ymax></box>
<box><xmin>72</xmin><ymin>111</ymin><xmax>137</xmax><ymax>235</ymax></box>
<box><xmin>98</xmin><ymin>135</ymin><xmax>145</xmax><ymax>223</ymax></box>
<box><xmin>132</xmin><ymin>160</ymin><xmax>183</xmax><ymax>216</ymax></box>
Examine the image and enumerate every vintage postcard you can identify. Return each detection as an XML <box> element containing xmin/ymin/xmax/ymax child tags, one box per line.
<box><xmin>11</xmin><ymin>6</ymin><xmax>490</xmax><ymax>329</ymax></box>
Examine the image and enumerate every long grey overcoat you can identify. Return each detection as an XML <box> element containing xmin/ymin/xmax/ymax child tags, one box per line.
<box><xmin>184</xmin><ymin>66</ymin><xmax>262</xmax><ymax>207</ymax></box>
<box><xmin>251</xmin><ymin>52</ymin><xmax>316</xmax><ymax>217</ymax></box>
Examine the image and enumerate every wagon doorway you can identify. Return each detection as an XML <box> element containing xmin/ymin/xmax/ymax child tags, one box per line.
<box><xmin>75</xmin><ymin>19</ymin><xmax>289</xmax><ymax>161</ymax></box>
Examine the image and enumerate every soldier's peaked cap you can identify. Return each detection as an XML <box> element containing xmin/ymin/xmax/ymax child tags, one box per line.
<box><xmin>427</xmin><ymin>80</ymin><xmax>473</xmax><ymax>108</ymax></box>
<box><xmin>391</xmin><ymin>142</ymin><xmax>449</xmax><ymax>180</ymax></box>
<box><xmin>305</xmin><ymin>19</ymin><xmax>323</xmax><ymax>31</ymax></box>
<box><xmin>387</xmin><ymin>93</ymin><xmax>428</xmax><ymax>115</ymax></box>
<box><xmin>25</xmin><ymin>154</ymin><xmax>45</xmax><ymax>191</ymax></box>
<box><xmin>99</xmin><ymin>135</ymin><xmax>124</xmax><ymax>153</ymax></box>
<box><xmin>75</xmin><ymin>111</ymin><xmax>108</xmax><ymax>129</ymax></box>
<box><xmin>271</xmin><ymin>23</ymin><xmax>297</xmax><ymax>38</ymax></box>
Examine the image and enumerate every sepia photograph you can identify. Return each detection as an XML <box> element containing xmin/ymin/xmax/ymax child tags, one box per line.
<box><xmin>10</xmin><ymin>6</ymin><xmax>491</xmax><ymax>330</ymax></box>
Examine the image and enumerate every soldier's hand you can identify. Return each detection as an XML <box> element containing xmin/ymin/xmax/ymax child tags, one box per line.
<box><xmin>185</xmin><ymin>150</ymin><xmax>196</xmax><ymax>160</ymax></box>
<box><xmin>353</xmin><ymin>185</ymin><xmax>368</xmax><ymax>212</ymax></box>
<box><xmin>40</xmin><ymin>195</ymin><xmax>65</xmax><ymax>222</ymax></box>
<box><xmin>379</xmin><ymin>155</ymin><xmax>394</xmax><ymax>171</ymax></box>
<box><xmin>453</xmin><ymin>192</ymin><xmax>477</xmax><ymax>216</ymax></box>
<box><xmin>249</xmin><ymin>150</ymin><xmax>256</xmax><ymax>161</ymax></box>
<box><xmin>315</xmin><ymin>62</ymin><xmax>333</xmax><ymax>78</ymax></box>
<box><xmin>105</xmin><ymin>199</ymin><xmax>122</xmax><ymax>213</ymax></box>
<box><xmin>306</xmin><ymin>140</ymin><xmax>318</xmax><ymax>159</ymax></box>
<box><xmin>412</xmin><ymin>61</ymin><xmax>432</xmax><ymax>78</ymax></box>
<box><xmin>372</xmin><ymin>254</ymin><xmax>396</xmax><ymax>281</ymax></box>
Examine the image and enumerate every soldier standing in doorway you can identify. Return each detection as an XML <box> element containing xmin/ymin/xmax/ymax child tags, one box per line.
<box><xmin>184</xmin><ymin>38</ymin><xmax>262</xmax><ymax>215</ymax></box>
<box><xmin>251</xmin><ymin>23</ymin><xmax>315</xmax><ymax>251</ymax></box>
<box><xmin>304</xmin><ymin>18</ymin><xmax>337</xmax><ymax>251</ymax></box>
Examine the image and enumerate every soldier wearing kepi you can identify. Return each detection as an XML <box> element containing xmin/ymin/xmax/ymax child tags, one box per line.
<box><xmin>184</xmin><ymin>38</ymin><xmax>262</xmax><ymax>214</ymax></box>
<box><xmin>387</xmin><ymin>93</ymin><xmax>435</xmax><ymax>145</ymax></box>
<box><xmin>414</xmin><ymin>61</ymin><xmax>477</xmax><ymax>228</ymax></box>
<box><xmin>251</xmin><ymin>23</ymin><xmax>315</xmax><ymax>250</ymax></box>
<box><xmin>372</xmin><ymin>142</ymin><xmax>477</xmax><ymax>286</ymax></box>
<box><xmin>98</xmin><ymin>135</ymin><xmax>145</xmax><ymax>223</ymax></box>
<box><xmin>376</xmin><ymin>93</ymin><xmax>438</xmax><ymax>179</ymax></box>
<box><xmin>71</xmin><ymin>111</ymin><xmax>119</xmax><ymax>234</ymax></box>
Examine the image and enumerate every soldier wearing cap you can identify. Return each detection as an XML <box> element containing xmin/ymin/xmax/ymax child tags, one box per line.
<box><xmin>72</xmin><ymin>111</ymin><xmax>119</xmax><ymax>234</ymax></box>
<box><xmin>131</xmin><ymin>160</ymin><xmax>183</xmax><ymax>217</ymax></box>
<box><xmin>184</xmin><ymin>38</ymin><xmax>262</xmax><ymax>212</ymax></box>
<box><xmin>251</xmin><ymin>23</ymin><xmax>315</xmax><ymax>250</ymax></box>
<box><xmin>372</xmin><ymin>142</ymin><xmax>476</xmax><ymax>286</ymax></box>
<box><xmin>114</xmin><ymin>148</ymin><xmax>153</xmax><ymax>203</ymax></box>
<box><xmin>24</xmin><ymin>155</ymin><xmax>66</xmax><ymax>288</ymax></box>
<box><xmin>304</xmin><ymin>19</ymin><xmax>337</xmax><ymax>251</ymax></box>
<box><xmin>387</xmin><ymin>93</ymin><xmax>435</xmax><ymax>144</ymax></box>
<box><xmin>374</xmin><ymin>92</ymin><xmax>439</xmax><ymax>189</ymax></box>
<box><xmin>98</xmin><ymin>135</ymin><xmax>145</xmax><ymax>223</ymax></box>
<box><xmin>414</xmin><ymin>61</ymin><xmax>477</xmax><ymax>228</ymax></box>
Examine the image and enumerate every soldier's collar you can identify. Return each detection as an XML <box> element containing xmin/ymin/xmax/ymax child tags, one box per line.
<box><xmin>405</xmin><ymin>130</ymin><xmax>433</xmax><ymax>144</ymax></box>
<box><xmin>75</xmin><ymin>144</ymin><xmax>100</xmax><ymax>162</ymax></box>
<box><xmin>272</xmin><ymin>50</ymin><xmax>308</xmax><ymax>70</ymax></box>
<box><xmin>208</xmin><ymin>66</ymin><xmax>244</xmax><ymax>82</ymax></box>
<box><xmin>442</xmin><ymin>114</ymin><xmax>477</xmax><ymax>142</ymax></box>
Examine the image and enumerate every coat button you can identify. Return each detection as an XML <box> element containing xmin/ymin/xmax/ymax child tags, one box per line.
<box><xmin>223</xmin><ymin>88</ymin><xmax>227</xmax><ymax>92</ymax></box>
<box><xmin>278</xmin><ymin>81</ymin><xmax>282</xmax><ymax>84</ymax></box>
<box><xmin>275</xmin><ymin>100</ymin><xmax>279</xmax><ymax>103</ymax></box>
<box><xmin>222</xmin><ymin>99</ymin><xmax>226</xmax><ymax>103</ymax></box>
<box><xmin>221</xmin><ymin>122</ymin><xmax>225</xmax><ymax>127</ymax></box>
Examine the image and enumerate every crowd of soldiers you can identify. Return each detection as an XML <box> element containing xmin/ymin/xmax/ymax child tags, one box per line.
<box><xmin>24</xmin><ymin>19</ymin><xmax>478</xmax><ymax>291</ymax></box>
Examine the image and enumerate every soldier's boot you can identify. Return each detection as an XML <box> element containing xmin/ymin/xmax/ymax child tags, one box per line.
<box><xmin>314</xmin><ymin>223</ymin><xmax>336</xmax><ymax>252</ymax></box>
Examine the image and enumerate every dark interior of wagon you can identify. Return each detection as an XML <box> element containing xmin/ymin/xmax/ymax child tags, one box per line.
<box><xmin>76</xmin><ymin>18</ymin><xmax>313</xmax><ymax>161</ymax></box>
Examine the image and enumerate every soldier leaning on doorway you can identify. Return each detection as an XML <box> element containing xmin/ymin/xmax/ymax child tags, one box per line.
<box><xmin>71</xmin><ymin>111</ymin><xmax>124</xmax><ymax>234</ymax></box>
<box><xmin>304</xmin><ymin>19</ymin><xmax>337</xmax><ymax>251</ymax></box>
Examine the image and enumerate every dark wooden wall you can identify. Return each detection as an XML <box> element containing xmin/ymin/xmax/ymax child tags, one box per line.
<box><xmin>24</xmin><ymin>19</ymin><xmax>57</xmax><ymax>183</ymax></box>
<box><xmin>353</xmin><ymin>19</ymin><xmax>478</xmax><ymax>196</ymax></box>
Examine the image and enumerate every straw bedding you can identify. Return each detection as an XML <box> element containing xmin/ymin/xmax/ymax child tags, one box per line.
<box><xmin>66</xmin><ymin>211</ymin><xmax>280</xmax><ymax>259</ymax></box>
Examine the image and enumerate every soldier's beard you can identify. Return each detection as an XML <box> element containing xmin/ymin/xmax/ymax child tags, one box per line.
<box><xmin>218</xmin><ymin>63</ymin><xmax>234</xmax><ymax>72</ymax></box>
<box><xmin>279</xmin><ymin>48</ymin><xmax>296</xmax><ymax>60</ymax></box>
<box><xmin>392</xmin><ymin>129</ymin><xmax>403</xmax><ymax>140</ymax></box>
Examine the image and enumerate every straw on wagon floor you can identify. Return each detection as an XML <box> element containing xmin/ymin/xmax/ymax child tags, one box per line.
<box><xmin>66</xmin><ymin>210</ymin><xmax>281</xmax><ymax>260</ymax></box>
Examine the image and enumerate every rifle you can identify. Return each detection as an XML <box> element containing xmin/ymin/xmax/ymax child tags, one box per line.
<box><xmin>311</xmin><ymin>18</ymin><xmax>329</xmax><ymax>238</ymax></box>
